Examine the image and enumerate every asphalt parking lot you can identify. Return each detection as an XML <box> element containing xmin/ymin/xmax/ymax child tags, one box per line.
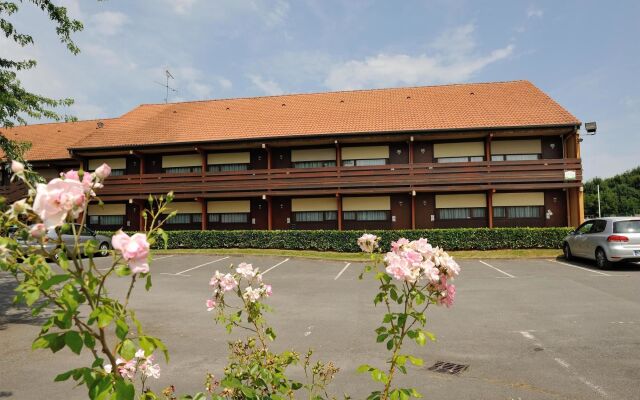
<box><xmin>1</xmin><ymin>254</ymin><xmax>639</xmax><ymax>400</ymax></box>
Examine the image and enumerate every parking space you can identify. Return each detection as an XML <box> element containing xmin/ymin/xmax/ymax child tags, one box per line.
<box><xmin>2</xmin><ymin>254</ymin><xmax>639</xmax><ymax>399</ymax></box>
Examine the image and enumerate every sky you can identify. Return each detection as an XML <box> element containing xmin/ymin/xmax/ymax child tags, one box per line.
<box><xmin>3</xmin><ymin>0</ymin><xmax>639</xmax><ymax>180</ymax></box>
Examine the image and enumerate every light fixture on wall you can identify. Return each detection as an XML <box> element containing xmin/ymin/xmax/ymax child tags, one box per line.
<box><xmin>420</xmin><ymin>148</ymin><xmax>426</xmax><ymax>154</ymax></box>
<box><xmin>396</xmin><ymin>149</ymin><xmax>402</xmax><ymax>155</ymax></box>
<box><xmin>584</xmin><ymin>121</ymin><xmax>597</xmax><ymax>135</ymax></box>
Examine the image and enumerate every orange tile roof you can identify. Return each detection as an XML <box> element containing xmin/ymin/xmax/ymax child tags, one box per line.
<box><xmin>2</xmin><ymin>81</ymin><xmax>580</xmax><ymax>160</ymax></box>
<box><xmin>72</xmin><ymin>80</ymin><xmax>579</xmax><ymax>150</ymax></box>
<box><xmin>1</xmin><ymin>119</ymin><xmax>107</xmax><ymax>161</ymax></box>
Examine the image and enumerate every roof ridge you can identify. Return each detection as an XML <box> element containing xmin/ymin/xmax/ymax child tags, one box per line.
<box><xmin>1</xmin><ymin>117</ymin><xmax>114</xmax><ymax>130</ymax></box>
<box><xmin>135</xmin><ymin>80</ymin><xmax>533</xmax><ymax>108</ymax></box>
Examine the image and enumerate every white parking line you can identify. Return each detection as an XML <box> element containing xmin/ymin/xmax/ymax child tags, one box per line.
<box><xmin>262</xmin><ymin>258</ymin><xmax>290</xmax><ymax>275</ymax></box>
<box><xmin>515</xmin><ymin>331</ymin><xmax>609</xmax><ymax>398</ymax></box>
<box><xmin>334</xmin><ymin>262</ymin><xmax>351</xmax><ymax>280</ymax></box>
<box><xmin>478</xmin><ymin>260</ymin><xmax>516</xmax><ymax>278</ymax></box>
<box><xmin>549</xmin><ymin>260</ymin><xmax>612</xmax><ymax>276</ymax></box>
<box><xmin>161</xmin><ymin>256</ymin><xmax>229</xmax><ymax>277</ymax></box>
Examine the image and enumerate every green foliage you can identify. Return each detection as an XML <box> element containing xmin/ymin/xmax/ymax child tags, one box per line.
<box><xmin>584</xmin><ymin>167</ymin><xmax>640</xmax><ymax>217</ymax></box>
<box><xmin>96</xmin><ymin>227</ymin><xmax>573</xmax><ymax>252</ymax></box>
<box><xmin>0</xmin><ymin>0</ymin><xmax>85</xmax><ymax>128</ymax></box>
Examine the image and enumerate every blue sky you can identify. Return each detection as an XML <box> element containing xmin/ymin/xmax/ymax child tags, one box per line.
<box><xmin>3</xmin><ymin>0</ymin><xmax>639</xmax><ymax>179</ymax></box>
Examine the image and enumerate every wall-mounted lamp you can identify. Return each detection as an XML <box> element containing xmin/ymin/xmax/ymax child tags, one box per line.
<box><xmin>584</xmin><ymin>121</ymin><xmax>597</xmax><ymax>135</ymax></box>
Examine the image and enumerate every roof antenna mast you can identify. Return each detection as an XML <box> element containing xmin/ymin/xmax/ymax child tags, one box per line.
<box><xmin>153</xmin><ymin>69</ymin><xmax>177</xmax><ymax>103</ymax></box>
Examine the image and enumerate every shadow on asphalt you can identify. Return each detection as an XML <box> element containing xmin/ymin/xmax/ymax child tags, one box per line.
<box><xmin>0</xmin><ymin>273</ymin><xmax>48</xmax><ymax>331</ymax></box>
<box><xmin>554</xmin><ymin>255</ymin><xmax>640</xmax><ymax>272</ymax></box>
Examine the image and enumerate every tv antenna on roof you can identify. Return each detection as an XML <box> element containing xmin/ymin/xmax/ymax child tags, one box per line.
<box><xmin>153</xmin><ymin>70</ymin><xmax>177</xmax><ymax>103</ymax></box>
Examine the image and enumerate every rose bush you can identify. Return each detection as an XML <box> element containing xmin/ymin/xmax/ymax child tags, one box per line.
<box><xmin>0</xmin><ymin>159</ymin><xmax>460</xmax><ymax>400</ymax></box>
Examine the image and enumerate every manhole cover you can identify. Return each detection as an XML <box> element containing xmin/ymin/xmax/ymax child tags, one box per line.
<box><xmin>428</xmin><ymin>361</ymin><xmax>469</xmax><ymax>375</ymax></box>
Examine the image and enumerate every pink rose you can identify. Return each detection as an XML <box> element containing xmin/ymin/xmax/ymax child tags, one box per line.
<box><xmin>262</xmin><ymin>284</ymin><xmax>272</xmax><ymax>297</ymax></box>
<box><xmin>236</xmin><ymin>262</ymin><xmax>256</xmax><ymax>278</ymax></box>
<box><xmin>206</xmin><ymin>299</ymin><xmax>217</xmax><ymax>311</ymax></box>
<box><xmin>112</xmin><ymin>231</ymin><xmax>150</xmax><ymax>274</ymax></box>
<box><xmin>218</xmin><ymin>273</ymin><xmax>238</xmax><ymax>292</ymax></box>
<box><xmin>410</xmin><ymin>238</ymin><xmax>433</xmax><ymax>255</ymax></box>
<box><xmin>94</xmin><ymin>163</ymin><xmax>111</xmax><ymax>180</ymax></box>
<box><xmin>11</xmin><ymin>160</ymin><xmax>24</xmax><ymax>174</ymax></box>
<box><xmin>439</xmin><ymin>284</ymin><xmax>456</xmax><ymax>308</ymax></box>
<box><xmin>62</xmin><ymin>169</ymin><xmax>94</xmax><ymax>194</ymax></box>
<box><xmin>33</xmin><ymin>178</ymin><xmax>86</xmax><ymax>229</ymax></box>
<box><xmin>243</xmin><ymin>286</ymin><xmax>261</xmax><ymax>303</ymax></box>
<box><xmin>30</xmin><ymin>223</ymin><xmax>47</xmax><ymax>239</ymax></box>
<box><xmin>391</xmin><ymin>238</ymin><xmax>410</xmax><ymax>253</ymax></box>
<box><xmin>402</xmin><ymin>249</ymin><xmax>423</xmax><ymax>265</ymax></box>
<box><xmin>357</xmin><ymin>233</ymin><xmax>379</xmax><ymax>253</ymax></box>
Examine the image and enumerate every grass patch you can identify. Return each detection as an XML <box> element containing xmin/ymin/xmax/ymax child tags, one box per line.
<box><xmin>153</xmin><ymin>248</ymin><xmax>562</xmax><ymax>261</ymax></box>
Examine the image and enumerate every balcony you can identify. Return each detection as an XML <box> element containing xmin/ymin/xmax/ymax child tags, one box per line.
<box><xmin>93</xmin><ymin>158</ymin><xmax>583</xmax><ymax>201</ymax></box>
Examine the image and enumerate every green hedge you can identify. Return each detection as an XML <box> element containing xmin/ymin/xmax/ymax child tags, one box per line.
<box><xmin>97</xmin><ymin>227</ymin><xmax>573</xmax><ymax>252</ymax></box>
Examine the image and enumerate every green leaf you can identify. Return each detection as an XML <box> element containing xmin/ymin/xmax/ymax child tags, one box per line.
<box><xmin>416</xmin><ymin>331</ymin><xmax>426</xmax><ymax>346</ymax></box>
<box><xmin>40</xmin><ymin>274</ymin><xmax>70</xmax><ymax>290</ymax></box>
<box><xmin>115</xmin><ymin>319</ymin><xmax>129</xmax><ymax>340</ymax></box>
<box><xmin>114</xmin><ymin>378</ymin><xmax>134</xmax><ymax>400</ymax></box>
<box><xmin>357</xmin><ymin>364</ymin><xmax>372</xmax><ymax>373</ymax></box>
<box><xmin>83</xmin><ymin>332</ymin><xmax>96</xmax><ymax>349</ymax></box>
<box><xmin>145</xmin><ymin>274</ymin><xmax>152</xmax><ymax>291</ymax></box>
<box><xmin>64</xmin><ymin>331</ymin><xmax>83</xmax><ymax>354</ymax></box>
<box><xmin>54</xmin><ymin>369</ymin><xmax>74</xmax><ymax>382</ymax></box>
<box><xmin>119</xmin><ymin>339</ymin><xmax>136</xmax><ymax>360</ymax></box>
<box><xmin>376</xmin><ymin>333</ymin><xmax>388</xmax><ymax>343</ymax></box>
<box><xmin>386</xmin><ymin>338</ymin><xmax>394</xmax><ymax>350</ymax></box>
<box><xmin>23</xmin><ymin>286</ymin><xmax>40</xmax><ymax>306</ymax></box>
<box><xmin>408</xmin><ymin>356</ymin><xmax>423</xmax><ymax>366</ymax></box>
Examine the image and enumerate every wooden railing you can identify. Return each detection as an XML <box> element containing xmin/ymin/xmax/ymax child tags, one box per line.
<box><xmin>89</xmin><ymin>158</ymin><xmax>583</xmax><ymax>200</ymax></box>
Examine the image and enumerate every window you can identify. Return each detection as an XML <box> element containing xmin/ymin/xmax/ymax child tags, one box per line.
<box><xmin>436</xmin><ymin>156</ymin><xmax>484</xmax><ymax>163</ymax></box>
<box><xmin>110</xmin><ymin>169</ymin><xmax>126</xmax><ymax>176</ymax></box>
<box><xmin>438</xmin><ymin>208</ymin><xmax>486</xmax><ymax>220</ymax></box>
<box><xmin>491</xmin><ymin>154</ymin><xmax>540</xmax><ymax>161</ymax></box>
<box><xmin>614</xmin><ymin>220</ymin><xmax>640</xmax><ymax>233</ymax></box>
<box><xmin>343</xmin><ymin>211</ymin><xmax>388</xmax><ymax>221</ymax></box>
<box><xmin>576</xmin><ymin>221</ymin><xmax>594</xmax><ymax>234</ymax></box>
<box><xmin>208</xmin><ymin>213</ymin><xmax>249</xmax><ymax>223</ymax></box>
<box><xmin>165</xmin><ymin>213</ymin><xmax>201</xmax><ymax>225</ymax></box>
<box><xmin>590</xmin><ymin>220</ymin><xmax>607</xmax><ymax>234</ymax></box>
<box><xmin>294</xmin><ymin>211</ymin><xmax>337</xmax><ymax>222</ymax></box>
<box><xmin>163</xmin><ymin>166</ymin><xmax>202</xmax><ymax>174</ymax></box>
<box><xmin>342</xmin><ymin>159</ymin><xmax>387</xmax><ymax>167</ymax></box>
<box><xmin>207</xmin><ymin>164</ymin><xmax>249</xmax><ymax>172</ymax></box>
<box><xmin>493</xmin><ymin>206</ymin><xmax>541</xmax><ymax>219</ymax></box>
<box><xmin>292</xmin><ymin>160</ymin><xmax>336</xmax><ymax>169</ymax></box>
<box><xmin>88</xmin><ymin>215</ymin><xmax>124</xmax><ymax>226</ymax></box>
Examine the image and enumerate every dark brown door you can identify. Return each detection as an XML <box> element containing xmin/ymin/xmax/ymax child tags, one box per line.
<box><xmin>271</xmin><ymin>149</ymin><xmax>291</xmax><ymax>169</ymax></box>
<box><xmin>545</xmin><ymin>190</ymin><xmax>567</xmax><ymax>227</ymax></box>
<box><xmin>126</xmin><ymin>156</ymin><xmax>140</xmax><ymax>175</ymax></box>
<box><xmin>251</xmin><ymin>198</ymin><xmax>268</xmax><ymax>229</ymax></box>
<box><xmin>389</xmin><ymin>143</ymin><xmax>409</xmax><ymax>164</ymax></box>
<box><xmin>391</xmin><ymin>194</ymin><xmax>412</xmax><ymax>229</ymax></box>
<box><xmin>251</xmin><ymin>149</ymin><xmax>268</xmax><ymax>170</ymax></box>
<box><xmin>413</xmin><ymin>143</ymin><xmax>434</xmax><ymax>163</ymax></box>
<box><xmin>542</xmin><ymin>137</ymin><xmax>563</xmax><ymax>159</ymax></box>
<box><xmin>126</xmin><ymin>203</ymin><xmax>140</xmax><ymax>231</ymax></box>
<box><xmin>415</xmin><ymin>193</ymin><xmax>435</xmax><ymax>228</ymax></box>
<box><xmin>144</xmin><ymin>155</ymin><xmax>162</xmax><ymax>174</ymax></box>
<box><xmin>272</xmin><ymin>197</ymin><xmax>291</xmax><ymax>229</ymax></box>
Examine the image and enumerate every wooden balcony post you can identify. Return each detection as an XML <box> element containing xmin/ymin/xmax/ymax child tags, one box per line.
<box><xmin>487</xmin><ymin>190</ymin><xmax>494</xmax><ymax>228</ymax></box>
<box><xmin>409</xmin><ymin>138</ymin><xmax>414</xmax><ymax>164</ymax></box>
<box><xmin>485</xmin><ymin>133</ymin><xmax>492</xmax><ymax>161</ymax></box>
<box><xmin>335</xmin><ymin>140</ymin><xmax>341</xmax><ymax>166</ymax></box>
<box><xmin>267</xmin><ymin>196</ymin><xmax>273</xmax><ymax>230</ymax></box>
<box><xmin>337</xmin><ymin>193</ymin><xmax>342</xmax><ymax>231</ymax></box>
<box><xmin>199</xmin><ymin>148</ymin><xmax>207</xmax><ymax>177</ymax></box>
<box><xmin>200</xmin><ymin>198</ymin><xmax>207</xmax><ymax>231</ymax></box>
<box><xmin>411</xmin><ymin>191</ymin><xmax>416</xmax><ymax>230</ymax></box>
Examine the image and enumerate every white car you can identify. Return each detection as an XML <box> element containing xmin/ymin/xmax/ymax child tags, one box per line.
<box><xmin>563</xmin><ymin>217</ymin><xmax>640</xmax><ymax>269</ymax></box>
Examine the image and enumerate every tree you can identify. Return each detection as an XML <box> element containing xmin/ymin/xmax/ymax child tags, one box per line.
<box><xmin>584</xmin><ymin>167</ymin><xmax>640</xmax><ymax>217</ymax></box>
<box><xmin>1</xmin><ymin>0</ymin><xmax>85</xmax><ymax>128</ymax></box>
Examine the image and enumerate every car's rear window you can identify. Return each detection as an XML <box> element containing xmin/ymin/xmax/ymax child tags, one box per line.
<box><xmin>613</xmin><ymin>220</ymin><xmax>640</xmax><ymax>233</ymax></box>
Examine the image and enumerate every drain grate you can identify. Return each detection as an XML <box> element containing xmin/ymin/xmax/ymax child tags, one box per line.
<box><xmin>428</xmin><ymin>361</ymin><xmax>469</xmax><ymax>375</ymax></box>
